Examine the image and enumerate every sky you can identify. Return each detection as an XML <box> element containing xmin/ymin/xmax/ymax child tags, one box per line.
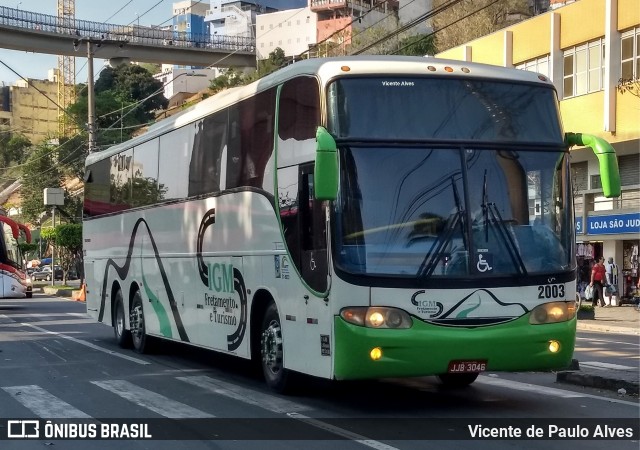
<box><xmin>0</xmin><ymin>0</ymin><xmax>180</xmax><ymax>84</ymax></box>
<box><xmin>0</xmin><ymin>0</ymin><xmax>307</xmax><ymax>85</ymax></box>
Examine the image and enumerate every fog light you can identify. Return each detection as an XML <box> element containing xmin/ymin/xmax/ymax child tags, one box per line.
<box><xmin>548</xmin><ymin>340</ymin><xmax>560</xmax><ymax>353</ymax></box>
<box><xmin>370</xmin><ymin>347</ymin><xmax>382</xmax><ymax>360</ymax></box>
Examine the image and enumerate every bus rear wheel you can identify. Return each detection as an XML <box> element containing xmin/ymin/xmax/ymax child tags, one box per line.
<box><xmin>130</xmin><ymin>291</ymin><xmax>148</xmax><ymax>354</ymax></box>
<box><xmin>260</xmin><ymin>303</ymin><xmax>292</xmax><ymax>393</ymax></box>
<box><xmin>437</xmin><ymin>372</ymin><xmax>479</xmax><ymax>387</ymax></box>
<box><xmin>113</xmin><ymin>290</ymin><xmax>131</xmax><ymax>348</ymax></box>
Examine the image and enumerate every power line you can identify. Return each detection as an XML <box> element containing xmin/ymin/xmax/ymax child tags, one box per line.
<box><xmin>352</xmin><ymin>0</ymin><xmax>465</xmax><ymax>55</ymax></box>
<box><xmin>103</xmin><ymin>0</ymin><xmax>136</xmax><ymax>23</ymax></box>
<box><xmin>391</xmin><ymin>0</ymin><xmax>502</xmax><ymax>55</ymax></box>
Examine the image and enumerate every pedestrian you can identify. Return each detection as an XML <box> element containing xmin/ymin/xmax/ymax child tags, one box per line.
<box><xmin>589</xmin><ymin>256</ymin><xmax>606</xmax><ymax>307</ymax></box>
<box><xmin>604</xmin><ymin>256</ymin><xmax>619</xmax><ymax>306</ymax></box>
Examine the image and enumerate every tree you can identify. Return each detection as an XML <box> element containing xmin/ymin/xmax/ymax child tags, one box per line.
<box><xmin>41</xmin><ymin>223</ymin><xmax>82</xmax><ymax>285</ymax></box>
<box><xmin>431</xmin><ymin>0</ymin><xmax>530</xmax><ymax>53</ymax></box>
<box><xmin>20</xmin><ymin>142</ymin><xmax>63</xmax><ymax>224</ymax></box>
<box><xmin>0</xmin><ymin>131</ymin><xmax>31</xmax><ymax>168</ymax></box>
<box><xmin>209</xmin><ymin>68</ymin><xmax>247</xmax><ymax>94</ymax></box>
<box><xmin>68</xmin><ymin>64</ymin><xmax>168</xmax><ymax>148</ymax></box>
<box><xmin>617</xmin><ymin>77</ymin><xmax>640</xmax><ymax>98</ymax></box>
<box><xmin>396</xmin><ymin>34</ymin><xmax>437</xmax><ymax>56</ymax></box>
<box><xmin>256</xmin><ymin>47</ymin><xmax>288</xmax><ymax>77</ymax></box>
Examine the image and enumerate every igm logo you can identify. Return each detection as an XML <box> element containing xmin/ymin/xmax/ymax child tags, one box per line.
<box><xmin>207</xmin><ymin>263</ymin><xmax>234</xmax><ymax>293</ymax></box>
<box><xmin>196</xmin><ymin>208</ymin><xmax>248</xmax><ymax>352</ymax></box>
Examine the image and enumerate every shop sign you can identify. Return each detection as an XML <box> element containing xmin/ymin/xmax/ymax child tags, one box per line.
<box><xmin>575</xmin><ymin>217</ymin><xmax>583</xmax><ymax>234</ymax></box>
<box><xmin>586</xmin><ymin>212</ymin><xmax>640</xmax><ymax>235</ymax></box>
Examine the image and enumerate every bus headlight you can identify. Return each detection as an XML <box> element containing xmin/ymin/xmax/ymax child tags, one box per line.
<box><xmin>529</xmin><ymin>302</ymin><xmax>576</xmax><ymax>324</ymax></box>
<box><xmin>340</xmin><ymin>307</ymin><xmax>412</xmax><ymax>329</ymax></box>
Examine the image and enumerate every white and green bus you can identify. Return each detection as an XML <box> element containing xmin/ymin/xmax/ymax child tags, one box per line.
<box><xmin>84</xmin><ymin>56</ymin><xmax>621</xmax><ymax>392</ymax></box>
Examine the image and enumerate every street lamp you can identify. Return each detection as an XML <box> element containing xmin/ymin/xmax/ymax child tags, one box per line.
<box><xmin>16</xmin><ymin>2</ymin><xmax>22</xmax><ymax>9</ymax></box>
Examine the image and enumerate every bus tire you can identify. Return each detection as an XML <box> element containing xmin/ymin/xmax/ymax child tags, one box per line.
<box><xmin>130</xmin><ymin>291</ymin><xmax>148</xmax><ymax>354</ymax></box>
<box><xmin>26</xmin><ymin>292</ymin><xmax>32</xmax><ymax>298</ymax></box>
<box><xmin>113</xmin><ymin>290</ymin><xmax>131</xmax><ymax>348</ymax></box>
<box><xmin>437</xmin><ymin>372</ymin><xmax>479</xmax><ymax>387</ymax></box>
<box><xmin>260</xmin><ymin>303</ymin><xmax>292</xmax><ymax>393</ymax></box>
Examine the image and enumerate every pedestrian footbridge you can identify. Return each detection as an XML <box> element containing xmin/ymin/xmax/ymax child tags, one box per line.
<box><xmin>0</xmin><ymin>5</ymin><xmax>256</xmax><ymax>69</ymax></box>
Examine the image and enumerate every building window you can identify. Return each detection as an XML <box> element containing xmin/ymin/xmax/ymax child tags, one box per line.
<box><xmin>269</xmin><ymin>24</ymin><xmax>273</xmax><ymax>29</ymax></box>
<box><xmin>260</xmin><ymin>25</ymin><xmax>264</xmax><ymax>30</ymax></box>
<box><xmin>563</xmin><ymin>39</ymin><xmax>604</xmax><ymax>98</ymax></box>
<box><xmin>261</xmin><ymin>43</ymin><xmax>264</xmax><ymax>47</ymax></box>
<box><xmin>287</xmin><ymin>21</ymin><xmax>291</xmax><ymax>26</ymax></box>
<box><xmin>621</xmin><ymin>27</ymin><xmax>640</xmax><ymax>81</ymax></box>
<box><xmin>515</xmin><ymin>55</ymin><xmax>550</xmax><ymax>78</ymax></box>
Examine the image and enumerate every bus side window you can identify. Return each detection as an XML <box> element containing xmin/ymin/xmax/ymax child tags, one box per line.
<box><xmin>226</xmin><ymin>88</ymin><xmax>277</xmax><ymax>190</ymax></box>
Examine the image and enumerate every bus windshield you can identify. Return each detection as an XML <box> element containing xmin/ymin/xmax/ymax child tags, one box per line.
<box><xmin>334</xmin><ymin>146</ymin><xmax>572</xmax><ymax>280</ymax></box>
<box><xmin>2</xmin><ymin>224</ymin><xmax>21</xmax><ymax>269</ymax></box>
<box><xmin>327</xmin><ymin>77</ymin><xmax>563</xmax><ymax>143</ymax></box>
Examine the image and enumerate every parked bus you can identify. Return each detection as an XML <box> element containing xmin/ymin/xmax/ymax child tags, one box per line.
<box><xmin>83</xmin><ymin>56</ymin><xmax>621</xmax><ymax>392</ymax></box>
<box><xmin>0</xmin><ymin>213</ymin><xmax>32</xmax><ymax>298</ymax></box>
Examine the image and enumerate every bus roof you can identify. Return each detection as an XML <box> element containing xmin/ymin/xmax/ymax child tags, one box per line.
<box><xmin>85</xmin><ymin>55</ymin><xmax>555</xmax><ymax>166</ymax></box>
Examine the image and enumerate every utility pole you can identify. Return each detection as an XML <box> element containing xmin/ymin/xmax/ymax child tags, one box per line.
<box><xmin>87</xmin><ymin>41</ymin><xmax>96</xmax><ymax>152</ymax></box>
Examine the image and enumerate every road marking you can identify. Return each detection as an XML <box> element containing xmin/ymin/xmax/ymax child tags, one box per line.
<box><xmin>177</xmin><ymin>375</ymin><xmax>311</xmax><ymax>413</ymax></box>
<box><xmin>91</xmin><ymin>380</ymin><xmax>214</xmax><ymax>418</ymax></box>
<box><xmin>478</xmin><ymin>376</ymin><xmax>640</xmax><ymax>407</ymax></box>
<box><xmin>477</xmin><ymin>376</ymin><xmax>584</xmax><ymax>397</ymax></box>
<box><xmin>287</xmin><ymin>412</ymin><xmax>400</xmax><ymax>450</ymax></box>
<box><xmin>2</xmin><ymin>385</ymin><xmax>90</xmax><ymax>418</ymax></box>
<box><xmin>577</xmin><ymin>336</ymin><xmax>640</xmax><ymax>347</ymax></box>
<box><xmin>177</xmin><ymin>376</ymin><xmax>397</xmax><ymax>449</ymax></box>
<box><xmin>579</xmin><ymin>361</ymin><xmax>637</xmax><ymax>371</ymax></box>
<box><xmin>19</xmin><ymin>323</ymin><xmax>150</xmax><ymax>365</ymax></box>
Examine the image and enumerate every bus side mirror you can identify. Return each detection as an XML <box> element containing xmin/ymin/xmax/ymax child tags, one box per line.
<box><xmin>314</xmin><ymin>126</ymin><xmax>338</xmax><ymax>201</ymax></box>
<box><xmin>565</xmin><ymin>132</ymin><xmax>621</xmax><ymax>198</ymax></box>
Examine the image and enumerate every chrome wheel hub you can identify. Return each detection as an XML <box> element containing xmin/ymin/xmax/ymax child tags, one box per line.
<box><xmin>261</xmin><ymin>320</ymin><xmax>283</xmax><ymax>375</ymax></box>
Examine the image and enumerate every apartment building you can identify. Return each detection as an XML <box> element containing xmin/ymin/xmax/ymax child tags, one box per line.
<box><xmin>310</xmin><ymin>0</ymin><xmax>399</xmax><ymax>56</ymax></box>
<box><xmin>8</xmin><ymin>77</ymin><xmax>59</xmax><ymax>144</ymax></box>
<box><xmin>255</xmin><ymin>7</ymin><xmax>317</xmax><ymax>59</ymax></box>
<box><xmin>436</xmin><ymin>0</ymin><xmax>640</xmax><ymax>298</ymax></box>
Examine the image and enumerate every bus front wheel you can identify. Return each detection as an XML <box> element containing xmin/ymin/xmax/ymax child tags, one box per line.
<box><xmin>130</xmin><ymin>291</ymin><xmax>148</xmax><ymax>353</ymax></box>
<box><xmin>113</xmin><ymin>290</ymin><xmax>131</xmax><ymax>348</ymax></box>
<box><xmin>260</xmin><ymin>303</ymin><xmax>292</xmax><ymax>393</ymax></box>
<box><xmin>437</xmin><ymin>372</ymin><xmax>479</xmax><ymax>388</ymax></box>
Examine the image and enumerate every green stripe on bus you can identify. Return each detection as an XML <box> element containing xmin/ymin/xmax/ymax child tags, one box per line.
<box><xmin>142</xmin><ymin>269</ymin><xmax>173</xmax><ymax>338</ymax></box>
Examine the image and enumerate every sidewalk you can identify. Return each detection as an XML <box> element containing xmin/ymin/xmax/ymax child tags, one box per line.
<box><xmin>557</xmin><ymin>304</ymin><xmax>640</xmax><ymax>397</ymax></box>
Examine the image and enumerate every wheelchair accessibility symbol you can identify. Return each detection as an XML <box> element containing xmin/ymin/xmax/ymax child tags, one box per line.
<box><xmin>476</xmin><ymin>254</ymin><xmax>493</xmax><ymax>273</ymax></box>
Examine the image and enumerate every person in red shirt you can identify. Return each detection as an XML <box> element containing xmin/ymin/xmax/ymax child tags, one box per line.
<box><xmin>590</xmin><ymin>257</ymin><xmax>606</xmax><ymax>307</ymax></box>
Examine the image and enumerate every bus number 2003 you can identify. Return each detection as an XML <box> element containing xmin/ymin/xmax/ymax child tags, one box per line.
<box><xmin>537</xmin><ymin>284</ymin><xmax>565</xmax><ymax>299</ymax></box>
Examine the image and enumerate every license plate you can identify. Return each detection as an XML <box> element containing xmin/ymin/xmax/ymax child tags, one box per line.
<box><xmin>447</xmin><ymin>360</ymin><xmax>487</xmax><ymax>373</ymax></box>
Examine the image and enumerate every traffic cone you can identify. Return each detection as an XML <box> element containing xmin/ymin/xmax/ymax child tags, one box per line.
<box><xmin>73</xmin><ymin>283</ymin><xmax>86</xmax><ymax>302</ymax></box>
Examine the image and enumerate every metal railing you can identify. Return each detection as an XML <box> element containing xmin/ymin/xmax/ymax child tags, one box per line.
<box><xmin>0</xmin><ymin>6</ymin><xmax>255</xmax><ymax>52</ymax></box>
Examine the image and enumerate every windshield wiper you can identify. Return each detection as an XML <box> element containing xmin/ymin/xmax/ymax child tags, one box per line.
<box><xmin>417</xmin><ymin>177</ymin><xmax>466</xmax><ymax>278</ymax></box>
<box><xmin>480</xmin><ymin>170</ymin><xmax>527</xmax><ymax>275</ymax></box>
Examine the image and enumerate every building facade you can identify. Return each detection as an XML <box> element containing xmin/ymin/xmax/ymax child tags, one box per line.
<box><xmin>255</xmin><ymin>7</ymin><xmax>317</xmax><ymax>59</ymax></box>
<box><xmin>436</xmin><ymin>0</ymin><xmax>640</xmax><ymax>300</ymax></box>
<box><xmin>9</xmin><ymin>77</ymin><xmax>60</xmax><ymax>144</ymax></box>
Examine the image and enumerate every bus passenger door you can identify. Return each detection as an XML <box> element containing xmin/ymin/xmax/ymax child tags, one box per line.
<box><xmin>299</xmin><ymin>163</ymin><xmax>328</xmax><ymax>294</ymax></box>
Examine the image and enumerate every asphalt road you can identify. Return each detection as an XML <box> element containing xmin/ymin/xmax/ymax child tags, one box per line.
<box><xmin>0</xmin><ymin>294</ymin><xmax>638</xmax><ymax>450</ymax></box>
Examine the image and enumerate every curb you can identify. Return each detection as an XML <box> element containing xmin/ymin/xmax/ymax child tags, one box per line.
<box><xmin>556</xmin><ymin>370</ymin><xmax>639</xmax><ymax>396</ymax></box>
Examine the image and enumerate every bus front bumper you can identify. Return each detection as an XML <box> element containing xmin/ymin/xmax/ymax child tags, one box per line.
<box><xmin>333</xmin><ymin>315</ymin><xmax>576</xmax><ymax>380</ymax></box>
